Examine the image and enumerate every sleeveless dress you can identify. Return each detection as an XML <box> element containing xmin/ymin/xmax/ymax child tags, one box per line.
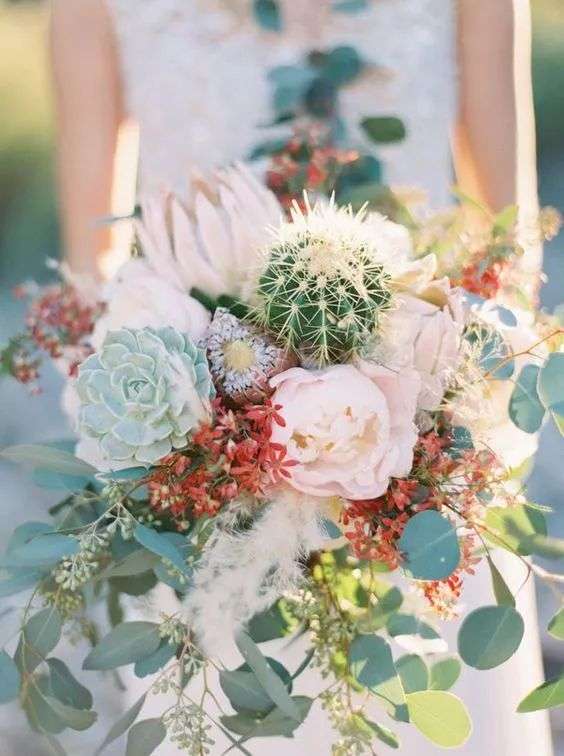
<box><xmin>105</xmin><ymin>2</ymin><xmax>553</xmax><ymax>754</ymax></box>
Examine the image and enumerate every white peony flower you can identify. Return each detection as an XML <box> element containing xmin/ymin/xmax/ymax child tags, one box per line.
<box><xmin>91</xmin><ymin>259</ymin><xmax>210</xmax><ymax>351</ymax></box>
<box><xmin>376</xmin><ymin>276</ymin><xmax>466</xmax><ymax>411</ymax></box>
<box><xmin>270</xmin><ymin>364</ymin><xmax>420</xmax><ymax>500</ymax></box>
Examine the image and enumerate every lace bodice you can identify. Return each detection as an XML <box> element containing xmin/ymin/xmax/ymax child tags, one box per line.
<box><xmin>107</xmin><ymin>0</ymin><xmax>457</xmax><ymax>207</ymax></box>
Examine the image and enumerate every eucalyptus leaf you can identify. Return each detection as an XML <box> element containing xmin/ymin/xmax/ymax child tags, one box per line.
<box><xmin>98</xmin><ymin>549</ymin><xmax>160</xmax><ymax>579</ymax></box>
<box><xmin>47</xmin><ymin>658</ymin><xmax>93</xmax><ymax>710</ymax></box>
<box><xmin>387</xmin><ymin>613</ymin><xmax>446</xmax><ymax>655</ymax></box>
<box><xmin>484</xmin><ymin>505</ymin><xmax>547</xmax><ymax>556</ymax></box>
<box><xmin>548</xmin><ymin>609</ymin><xmax>564</xmax><ymax>640</ymax></box>
<box><xmin>361</xmin><ymin>116</ymin><xmax>406</xmax><ymax>144</ymax></box>
<box><xmin>366</xmin><ymin>719</ymin><xmax>400</xmax><ymax>749</ymax></box>
<box><xmin>0</xmin><ymin>568</ymin><xmax>44</xmax><ymax>598</ymax></box>
<box><xmin>509</xmin><ymin>365</ymin><xmax>545</xmax><ymax>433</ymax></box>
<box><xmin>21</xmin><ymin>608</ymin><xmax>63</xmax><ymax>672</ymax></box>
<box><xmin>96</xmin><ymin>694</ymin><xmax>146</xmax><ymax>754</ymax></box>
<box><xmin>247</xmin><ymin>600</ymin><xmax>298</xmax><ymax>643</ymax></box>
<box><xmin>407</xmin><ymin>691</ymin><xmax>471</xmax><ymax>748</ymax></box>
<box><xmin>0</xmin><ymin>650</ymin><xmax>21</xmax><ymax>703</ymax></box>
<box><xmin>234</xmin><ymin>631</ymin><xmax>301</xmax><ymax>721</ymax></box>
<box><xmin>396</xmin><ymin>654</ymin><xmax>429</xmax><ymax>694</ymax></box>
<box><xmin>487</xmin><ymin>557</ymin><xmax>515</xmax><ymax>607</ymax></box>
<box><xmin>134</xmin><ymin>525</ymin><xmax>190</xmax><ymax>575</ymax></box>
<box><xmin>1</xmin><ymin>444</ymin><xmax>97</xmax><ymax>476</ymax></box>
<box><xmin>126</xmin><ymin>718</ymin><xmax>166</xmax><ymax>756</ymax></box>
<box><xmin>538</xmin><ymin>353</ymin><xmax>564</xmax><ymax>411</ymax></box>
<box><xmin>25</xmin><ymin>679</ymin><xmax>66</xmax><ymax>734</ymax></box>
<box><xmin>220</xmin><ymin>696</ymin><xmax>312</xmax><ymax>738</ymax></box>
<box><xmin>349</xmin><ymin>635</ymin><xmax>407</xmax><ymax>720</ymax></box>
<box><xmin>253</xmin><ymin>0</ymin><xmax>282</xmax><ymax>31</ymax></box>
<box><xmin>458</xmin><ymin>605</ymin><xmax>524</xmax><ymax>670</ymax></box>
<box><xmin>134</xmin><ymin>641</ymin><xmax>176</xmax><ymax>678</ymax></box>
<box><xmin>429</xmin><ymin>658</ymin><xmax>461</xmax><ymax>691</ymax></box>
<box><xmin>42</xmin><ymin>696</ymin><xmax>97</xmax><ymax>731</ymax></box>
<box><xmin>398</xmin><ymin>510</ymin><xmax>460</xmax><ymax>580</ymax></box>
<box><xmin>3</xmin><ymin>533</ymin><xmax>79</xmax><ymax>568</ymax></box>
<box><xmin>517</xmin><ymin>675</ymin><xmax>564</xmax><ymax>712</ymax></box>
<box><xmin>220</xmin><ymin>659</ymin><xmax>291</xmax><ymax>715</ymax></box>
<box><xmin>83</xmin><ymin>622</ymin><xmax>161</xmax><ymax>671</ymax></box>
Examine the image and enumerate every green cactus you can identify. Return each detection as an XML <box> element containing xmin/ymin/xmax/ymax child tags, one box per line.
<box><xmin>254</xmin><ymin>202</ymin><xmax>394</xmax><ymax>364</ymax></box>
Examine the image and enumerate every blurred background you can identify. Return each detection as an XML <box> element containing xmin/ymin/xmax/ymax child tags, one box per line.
<box><xmin>0</xmin><ymin>0</ymin><xmax>562</xmax><ymax>752</ymax></box>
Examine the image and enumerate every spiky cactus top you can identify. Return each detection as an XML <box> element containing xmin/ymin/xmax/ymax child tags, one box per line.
<box><xmin>254</xmin><ymin>199</ymin><xmax>396</xmax><ymax>364</ymax></box>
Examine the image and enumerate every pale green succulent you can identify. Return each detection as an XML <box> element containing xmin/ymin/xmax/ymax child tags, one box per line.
<box><xmin>76</xmin><ymin>327</ymin><xmax>214</xmax><ymax>468</ymax></box>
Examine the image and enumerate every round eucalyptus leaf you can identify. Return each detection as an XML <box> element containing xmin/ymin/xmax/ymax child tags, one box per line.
<box><xmin>458</xmin><ymin>605</ymin><xmax>524</xmax><ymax>670</ymax></box>
<box><xmin>509</xmin><ymin>365</ymin><xmax>545</xmax><ymax>433</ymax></box>
<box><xmin>407</xmin><ymin>691</ymin><xmax>471</xmax><ymax>748</ymax></box>
<box><xmin>349</xmin><ymin>635</ymin><xmax>407</xmax><ymax>720</ymax></box>
<box><xmin>538</xmin><ymin>353</ymin><xmax>564</xmax><ymax>410</ymax></box>
<box><xmin>398</xmin><ymin>510</ymin><xmax>460</xmax><ymax>580</ymax></box>
<box><xmin>361</xmin><ymin>116</ymin><xmax>406</xmax><ymax>144</ymax></box>
<box><xmin>396</xmin><ymin>654</ymin><xmax>428</xmax><ymax>694</ymax></box>
<box><xmin>429</xmin><ymin>658</ymin><xmax>461</xmax><ymax>691</ymax></box>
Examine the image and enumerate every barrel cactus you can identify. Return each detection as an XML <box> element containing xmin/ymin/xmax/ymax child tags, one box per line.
<box><xmin>76</xmin><ymin>327</ymin><xmax>214</xmax><ymax>469</ymax></box>
<box><xmin>254</xmin><ymin>200</ymin><xmax>396</xmax><ymax>364</ymax></box>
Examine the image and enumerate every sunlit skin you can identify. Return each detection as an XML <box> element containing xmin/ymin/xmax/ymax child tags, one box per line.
<box><xmin>51</xmin><ymin>0</ymin><xmax>523</xmax><ymax>279</ymax></box>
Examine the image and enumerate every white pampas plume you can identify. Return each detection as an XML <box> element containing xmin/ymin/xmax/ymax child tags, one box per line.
<box><xmin>184</xmin><ymin>492</ymin><xmax>327</xmax><ymax>658</ymax></box>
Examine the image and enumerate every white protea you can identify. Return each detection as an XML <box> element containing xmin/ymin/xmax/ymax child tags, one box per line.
<box><xmin>136</xmin><ymin>163</ymin><xmax>282</xmax><ymax>302</ymax></box>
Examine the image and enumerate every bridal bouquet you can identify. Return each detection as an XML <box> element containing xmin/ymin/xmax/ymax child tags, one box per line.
<box><xmin>1</xmin><ymin>163</ymin><xmax>564</xmax><ymax>755</ymax></box>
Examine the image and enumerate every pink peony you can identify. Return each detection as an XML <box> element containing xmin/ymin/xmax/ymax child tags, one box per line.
<box><xmin>270</xmin><ymin>365</ymin><xmax>420</xmax><ymax>500</ymax></box>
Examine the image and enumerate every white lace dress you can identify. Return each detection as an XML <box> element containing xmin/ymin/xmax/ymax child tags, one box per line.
<box><xmin>105</xmin><ymin>1</ymin><xmax>553</xmax><ymax>753</ymax></box>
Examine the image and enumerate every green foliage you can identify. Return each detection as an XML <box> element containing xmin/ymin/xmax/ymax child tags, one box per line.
<box><xmin>387</xmin><ymin>613</ymin><xmax>443</xmax><ymax>647</ymax></box>
<box><xmin>133</xmin><ymin>525</ymin><xmax>191</xmax><ymax>576</ymax></box>
<box><xmin>397</xmin><ymin>510</ymin><xmax>460</xmax><ymax>581</ymax></box>
<box><xmin>518</xmin><ymin>675</ymin><xmax>564</xmax><ymax>712</ymax></box>
<box><xmin>0</xmin><ymin>444</ymin><xmax>97</xmax><ymax>476</ymax></box>
<box><xmin>134</xmin><ymin>640</ymin><xmax>176</xmax><ymax>679</ymax></box>
<box><xmin>253</xmin><ymin>0</ymin><xmax>282</xmax><ymax>32</ymax></box>
<box><xmin>458</xmin><ymin>605</ymin><xmax>524</xmax><ymax>670</ymax></box>
<box><xmin>247</xmin><ymin>600</ymin><xmax>299</xmax><ymax>643</ymax></box>
<box><xmin>487</xmin><ymin>556</ymin><xmax>515</xmax><ymax>608</ymax></box>
<box><xmin>509</xmin><ymin>365</ymin><xmax>546</xmax><ymax>433</ymax></box>
<box><xmin>428</xmin><ymin>658</ymin><xmax>461</xmax><ymax>691</ymax></box>
<box><xmin>365</xmin><ymin>719</ymin><xmax>400</xmax><ymax>749</ymax></box>
<box><xmin>3</xmin><ymin>533</ymin><xmax>79</xmax><ymax>569</ymax></box>
<box><xmin>484</xmin><ymin>504</ymin><xmax>547</xmax><ymax>556</ymax></box>
<box><xmin>548</xmin><ymin>609</ymin><xmax>564</xmax><ymax>639</ymax></box>
<box><xmin>83</xmin><ymin>622</ymin><xmax>161</xmax><ymax>671</ymax></box>
<box><xmin>538</xmin><ymin>352</ymin><xmax>564</xmax><ymax>434</ymax></box>
<box><xmin>126</xmin><ymin>718</ymin><xmax>167</xmax><ymax>756</ymax></box>
<box><xmin>220</xmin><ymin>659</ymin><xmax>292</xmax><ymax>715</ymax></box>
<box><xmin>46</xmin><ymin>658</ymin><xmax>93</xmax><ymax>710</ymax></box>
<box><xmin>96</xmin><ymin>694</ymin><xmax>146</xmax><ymax>754</ymax></box>
<box><xmin>406</xmin><ymin>691</ymin><xmax>472</xmax><ymax>748</ymax></box>
<box><xmin>20</xmin><ymin>608</ymin><xmax>62</xmax><ymax>673</ymax></box>
<box><xmin>234</xmin><ymin>631</ymin><xmax>301</xmax><ymax>721</ymax></box>
<box><xmin>358</xmin><ymin>581</ymin><xmax>403</xmax><ymax>632</ymax></box>
<box><xmin>349</xmin><ymin>635</ymin><xmax>407</xmax><ymax>720</ymax></box>
<box><xmin>39</xmin><ymin>696</ymin><xmax>97</xmax><ymax>732</ymax></box>
<box><xmin>220</xmin><ymin>696</ymin><xmax>313</xmax><ymax>738</ymax></box>
<box><xmin>361</xmin><ymin>116</ymin><xmax>407</xmax><ymax>144</ymax></box>
<box><xmin>396</xmin><ymin>654</ymin><xmax>428</xmax><ymax>694</ymax></box>
<box><xmin>0</xmin><ymin>567</ymin><xmax>44</xmax><ymax>597</ymax></box>
<box><xmin>0</xmin><ymin>650</ymin><xmax>21</xmax><ymax>704</ymax></box>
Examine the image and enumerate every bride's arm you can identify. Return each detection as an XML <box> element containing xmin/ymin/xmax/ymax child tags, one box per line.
<box><xmin>51</xmin><ymin>0</ymin><xmax>124</xmax><ymax>279</ymax></box>
<box><xmin>455</xmin><ymin>0</ymin><xmax>518</xmax><ymax>210</ymax></box>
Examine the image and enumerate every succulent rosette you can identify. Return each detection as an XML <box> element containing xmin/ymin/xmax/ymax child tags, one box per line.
<box><xmin>76</xmin><ymin>326</ymin><xmax>214</xmax><ymax>470</ymax></box>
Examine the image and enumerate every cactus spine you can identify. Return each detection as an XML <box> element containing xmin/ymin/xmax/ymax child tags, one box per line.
<box><xmin>254</xmin><ymin>200</ymin><xmax>394</xmax><ymax>365</ymax></box>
